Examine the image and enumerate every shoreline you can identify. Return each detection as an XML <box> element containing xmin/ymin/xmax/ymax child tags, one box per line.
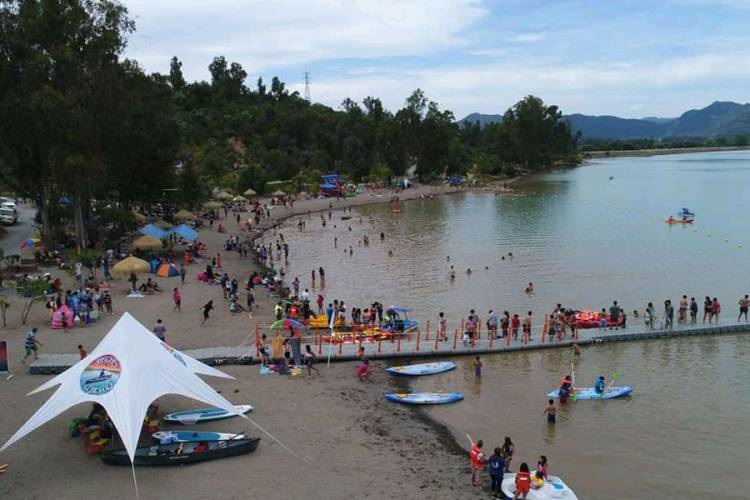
<box><xmin>582</xmin><ymin>145</ymin><xmax>750</xmax><ymax>158</ymax></box>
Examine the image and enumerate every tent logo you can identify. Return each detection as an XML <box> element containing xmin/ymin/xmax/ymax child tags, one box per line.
<box><xmin>161</xmin><ymin>342</ymin><xmax>187</xmax><ymax>367</ymax></box>
<box><xmin>80</xmin><ymin>354</ymin><xmax>121</xmax><ymax>395</ymax></box>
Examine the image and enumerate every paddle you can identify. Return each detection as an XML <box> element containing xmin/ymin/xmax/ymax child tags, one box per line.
<box><xmin>606</xmin><ymin>372</ymin><xmax>621</xmax><ymax>389</ymax></box>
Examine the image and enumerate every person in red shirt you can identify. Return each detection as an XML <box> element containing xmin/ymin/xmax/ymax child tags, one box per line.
<box><xmin>511</xmin><ymin>314</ymin><xmax>521</xmax><ymax>339</ymax></box>
<box><xmin>356</xmin><ymin>359</ymin><xmax>371</xmax><ymax>381</ymax></box>
<box><xmin>514</xmin><ymin>462</ymin><xmax>531</xmax><ymax>499</ymax></box>
<box><xmin>469</xmin><ymin>439</ymin><xmax>486</xmax><ymax>487</ymax></box>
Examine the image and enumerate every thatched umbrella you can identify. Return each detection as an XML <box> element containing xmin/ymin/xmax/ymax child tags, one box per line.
<box><xmin>132</xmin><ymin>211</ymin><xmax>146</xmax><ymax>223</ymax></box>
<box><xmin>233</xmin><ymin>194</ymin><xmax>247</xmax><ymax>202</ymax></box>
<box><xmin>131</xmin><ymin>235</ymin><xmax>163</xmax><ymax>252</ymax></box>
<box><xmin>243</xmin><ymin>188</ymin><xmax>257</xmax><ymax>196</ymax></box>
<box><xmin>272</xmin><ymin>190</ymin><xmax>286</xmax><ymax>197</ymax></box>
<box><xmin>203</xmin><ymin>200</ymin><xmax>222</xmax><ymax>209</ymax></box>
<box><xmin>174</xmin><ymin>209</ymin><xmax>195</xmax><ymax>221</ymax></box>
<box><xmin>214</xmin><ymin>191</ymin><xmax>233</xmax><ymax>201</ymax></box>
<box><xmin>112</xmin><ymin>256</ymin><xmax>151</xmax><ymax>278</ymax></box>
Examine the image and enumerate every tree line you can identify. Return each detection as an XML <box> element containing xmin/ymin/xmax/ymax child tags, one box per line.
<box><xmin>0</xmin><ymin>0</ymin><xmax>579</xmax><ymax>249</ymax></box>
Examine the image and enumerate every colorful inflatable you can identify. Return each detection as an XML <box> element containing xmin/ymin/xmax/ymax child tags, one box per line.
<box><xmin>306</xmin><ymin>315</ymin><xmax>345</xmax><ymax>329</ymax></box>
<box><xmin>51</xmin><ymin>305</ymin><xmax>74</xmax><ymax>329</ymax></box>
<box><xmin>572</xmin><ymin>310</ymin><xmax>625</xmax><ymax>329</ymax></box>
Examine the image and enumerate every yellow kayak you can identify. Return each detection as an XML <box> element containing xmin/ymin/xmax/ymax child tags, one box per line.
<box><xmin>308</xmin><ymin>315</ymin><xmax>345</xmax><ymax>329</ymax></box>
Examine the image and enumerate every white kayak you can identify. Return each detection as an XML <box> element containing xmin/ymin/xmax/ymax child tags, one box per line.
<box><xmin>163</xmin><ymin>405</ymin><xmax>253</xmax><ymax>424</ymax></box>
<box><xmin>501</xmin><ymin>473</ymin><xmax>578</xmax><ymax>499</ymax></box>
<box><xmin>384</xmin><ymin>392</ymin><xmax>463</xmax><ymax>405</ymax></box>
<box><xmin>547</xmin><ymin>386</ymin><xmax>633</xmax><ymax>400</ymax></box>
<box><xmin>385</xmin><ymin>361</ymin><xmax>456</xmax><ymax>376</ymax></box>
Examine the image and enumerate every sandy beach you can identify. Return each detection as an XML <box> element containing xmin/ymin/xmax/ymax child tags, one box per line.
<box><xmin>0</xmin><ymin>184</ymin><xmax>478</xmax><ymax>500</ymax></box>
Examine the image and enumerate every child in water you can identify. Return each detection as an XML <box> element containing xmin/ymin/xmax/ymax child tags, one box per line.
<box><xmin>474</xmin><ymin>356</ymin><xmax>482</xmax><ymax>377</ymax></box>
<box><xmin>543</xmin><ymin>399</ymin><xmax>556</xmax><ymax>424</ymax></box>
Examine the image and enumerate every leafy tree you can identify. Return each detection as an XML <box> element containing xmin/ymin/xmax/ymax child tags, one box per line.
<box><xmin>169</xmin><ymin>56</ymin><xmax>186</xmax><ymax>90</ymax></box>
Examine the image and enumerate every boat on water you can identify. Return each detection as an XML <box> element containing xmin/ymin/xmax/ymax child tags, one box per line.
<box><xmin>152</xmin><ymin>430</ymin><xmax>247</xmax><ymax>443</ymax></box>
<box><xmin>386</xmin><ymin>361</ymin><xmax>456</xmax><ymax>376</ymax></box>
<box><xmin>384</xmin><ymin>392</ymin><xmax>464</xmax><ymax>405</ymax></box>
<box><xmin>163</xmin><ymin>405</ymin><xmax>253</xmax><ymax>424</ymax></box>
<box><xmin>547</xmin><ymin>386</ymin><xmax>633</xmax><ymax>400</ymax></box>
<box><xmin>571</xmin><ymin>310</ymin><xmax>625</xmax><ymax>329</ymax></box>
<box><xmin>501</xmin><ymin>473</ymin><xmax>578</xmax><ymax>499</ymax></box>
<box><xmin>666</xmin><ymin>216</ymin><xmax>694</xmax><ymax>224</ymax></box>
<box><xmin>101</xmin><ymin>438</ymin><xmax>260</xmax><ymax>466</ymax></box>
<box><xmin>381</xmin><ymin>306</ymin><xmax>419</xmax><ymax>333</ymax></box>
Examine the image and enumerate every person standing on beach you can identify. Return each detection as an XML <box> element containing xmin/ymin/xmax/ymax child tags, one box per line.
<box><xmin>304</xmin><ymin>345</ymin><xmax>320</xmax><ymax>377</ymax></box>
<box><xmin>179</xmin><ymin>263</ymin><xmax>187</xmax><ymax>284</ymax></box>
<box><xmin>153</xmin><ymin>319</ymin><xmax>166</xmax><ymax>342</ymax></box>
<box><xmin>739</xmin><ymin>295</ymin><xmax>749</xmax><ymax>322</ymax></box>
<box><xmin>488</xmin><ymin>447</ymin><xmax>506</xmax><ymax>496</ymax></box>
<box><xmin>21</xmin><ymin>328</ymin><xmax>43</xmax><ymax>364</ymax></box>
<box><xmin>319</xmin><ymin>267</ymin><xmax>325</xmax><ymax>287</ymax></box>
<box><xmin>173</xmin><ymin>287</ymin><xmax>181</xmax><ymax>312</ymax></box>
<box><xmin>469</xmin><ymin>439</ymin><xmax>486</xmax><ymax>487</ymax></box>
<box><xmin>311</xmin><ymin>269</ymin><xmax>316</xmax><ymax>287</ymax></box>
<box><xmin>201</xmin><ymin>300</ymin><xmax>214</xmax><ymax>326</ymax></box>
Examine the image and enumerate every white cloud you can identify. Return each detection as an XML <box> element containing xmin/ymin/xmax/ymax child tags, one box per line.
<box><xmin>508</xmin><ymin>32</ymin><xmax>545</xmax><ymax>43</ymax></box>
<box><xmin>302</xmin><ymin>52</ymin><xmax>750</xmax><ymax>118</ymax></box>
<box><xmin>123</xmin><ymin>0</ymin><xmax>487</xmax><ymax>79</ymax></box>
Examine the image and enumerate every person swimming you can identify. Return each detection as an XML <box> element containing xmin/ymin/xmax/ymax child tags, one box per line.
<box><xmin>594</xmin><ymin>375</ymin><xmax>606</xmax><ymax>394</ymax></box>
<box><xmin>525</xmin><ymin>282</ymin><xmax>534</xmax><ymax>294</ymax></box>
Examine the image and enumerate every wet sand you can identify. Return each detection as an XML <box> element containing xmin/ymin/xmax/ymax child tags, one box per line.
<box><xmin>0</xmin><ymin>184</ymin><xmax>476</xmax><ymax>500</ymax></box>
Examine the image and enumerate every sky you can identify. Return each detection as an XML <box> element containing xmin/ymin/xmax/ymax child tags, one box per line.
<box><xmin>123</xmin><ymin>0</ymin><xmax>750</xmax><ymax>119</ymax></box>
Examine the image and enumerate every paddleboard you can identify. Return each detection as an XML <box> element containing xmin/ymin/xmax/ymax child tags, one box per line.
<box><xmin>501</xmin><ymin>473</ymin><xmax>578</xmax><ymax>499</ymax></box>
<box><xmin>384</xmin><ymin>392</ymin><xmax>463</xmax><ymax>405</ymax></box>
<box><xmin>152</xmin><ymin>431</ymin><xmax>247</xmax><ymax>443</ymax></box>
<box><xmin>163</xmin><ymin>404</ymin><xmax>253</xmax><ymax>424</ymax></box>
<box><xmin>385</xmin><ymin>361</ymin><xmax>456</xmax><ymax>376</ymax></box>
<box><xmin>547</xmin><ymin>386</ymin><xmax>633</xmax><ymax>400</ymax></box>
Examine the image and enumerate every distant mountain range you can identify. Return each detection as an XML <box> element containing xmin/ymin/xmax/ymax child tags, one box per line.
<box><xmin>460</xmin><ymin>101</ymin><xmax>750</xmax><ymax>140</ymax></box>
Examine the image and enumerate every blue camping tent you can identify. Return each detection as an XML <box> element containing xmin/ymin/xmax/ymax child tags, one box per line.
<box><xmin>169</xmin><ymin>224</ymin><xmax>198</xmax><ymax>241</ymax></box>
<box><xmin>138</xmin><ymin>224</ymin><xmax>168</xmax><ymax>239</ymax></box>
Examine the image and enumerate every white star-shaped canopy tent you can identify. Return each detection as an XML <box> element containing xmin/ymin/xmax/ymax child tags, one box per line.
<box><xmin>1</xmin><ymin>312</ymin><xmax>247</xmax><ymax>464</ymax></box>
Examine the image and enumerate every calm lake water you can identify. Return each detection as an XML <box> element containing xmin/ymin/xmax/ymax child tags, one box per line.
<box><xmin>264</xmin><ymin>151</ymin><xmax>750</xmax><ymax>498</ymax></box>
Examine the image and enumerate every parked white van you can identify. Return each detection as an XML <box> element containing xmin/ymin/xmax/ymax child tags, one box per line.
<box><xmin>0</xmin><ymin>205</ymin><xmax>18</xmax><ymax>225</ymax></box>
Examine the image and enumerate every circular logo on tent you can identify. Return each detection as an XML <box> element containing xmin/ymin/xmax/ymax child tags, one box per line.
<box><xmin>80</xmin><ymin>354</ymin><xmax>121</xmax><ymax>395</ymax></box>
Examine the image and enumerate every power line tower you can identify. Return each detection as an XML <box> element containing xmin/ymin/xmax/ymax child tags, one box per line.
<box><xmin>303</xmin><ymin>71</ymin><xmax>311</xmax><ymax>102</ymax></box>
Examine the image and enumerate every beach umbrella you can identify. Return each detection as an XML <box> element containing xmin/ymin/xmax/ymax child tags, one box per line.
<box><xmin>132</xmin><ymin>211</ymin><xmax>146</xmax><ymax>223</ymax></box>
<box><xmin>243</xmin><ymin>188</ymin><xmax>257</xmax><ymax>196</ymax></box>
<box><xmin>214</xmin><ymin>191</ymin><xmax>233</xmax><ymax>201</ymax></box>
<box><xmin>131</xmin><ymin>235</ymin><xmax>163</xmax><ymax>252</ymax></box>
<box><xmin>112</xmin><ymin>256</ymin><xmax>151</xmax><ymax>278</ymax></box>
<box><xmin>232</xmin><ymin>194</ymin><xmax>247</xmax><ymax>202</ymax></box>
<box><xmin>0</xmin><ymin>313</ymin><xmax>244</xmax><ymax>469</ymax></box>
<box><xmin>174</xmin><ymin>209</ymin><xmax>195</xmax><ymax>221</ymax></box>
<box><xmin>137</xmin><ymin>224</ymin><xmax>168</xmax><ymax>239</ymax></box>
<box><xmin>169</xmin><ymin>224</ymin><xmax>198</xmax><ymax>241</ymax></box>
<box><xmin>203</xmin><ymin>201</ymin><xmax>222</xmax><ymax>209</ymax></box>
<box><xmin>270</xmin><ymin>318</ymin><xmax>305</xmax><ymax>330</ymax></box>
<box><xmin>272</xmin><ymin>190</ymin><xmax>286</xmax><ymax>197</ymax></box>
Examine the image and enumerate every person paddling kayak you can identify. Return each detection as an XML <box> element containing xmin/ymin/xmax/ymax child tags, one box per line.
<box><xmin>594</xmin><ymin>375</ymin><xmax>606</xmax><ymax>395</ymax></box>
<box><xmin>559</xmin><ymin>375</ymin><xmax>573</xmax><ymax>403</ymax></box>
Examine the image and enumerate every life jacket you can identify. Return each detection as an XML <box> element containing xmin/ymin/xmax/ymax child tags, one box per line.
<box><xmin>469</xmin><ymin>443</ymin><xmax>484</xmax><ymax>469</ymax></box>
<box><xmin>516</xmin><ymin>471</ymin><xmax>531</xmax><ymax>492</ymax></box>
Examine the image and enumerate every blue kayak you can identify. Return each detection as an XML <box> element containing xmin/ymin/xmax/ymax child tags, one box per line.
<box><xmin>386</xmin><ymin>361</ymin><xmax>456</xmax><ymax>376</ymax></box>
<box><xmin>384</xmin><ymin>392</ymin><xmax>464</xmax><ymax>405</ymax></box>
<box><xmin>163</xmin><ymin>404</ymin><xmax>253</xmax><ymax>424</ymax></box>
<box><xmin>547</xmin><ymin>386</ymin><xmax>633</xmax><ymax>400</ymax></box>
<box><xmin>152</xmin><ymin>431</ymin><xmax>246</xmax><ymax>443</ymax></box>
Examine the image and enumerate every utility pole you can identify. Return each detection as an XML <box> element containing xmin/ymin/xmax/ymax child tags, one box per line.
<box><xmin>304</xmin><ymin>71</ymin><xmax>311</xmax><ymax>102</ymax></box>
